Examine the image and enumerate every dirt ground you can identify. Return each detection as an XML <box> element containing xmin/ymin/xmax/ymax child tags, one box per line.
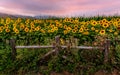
<box><xmin>17</xmin><ymin>69</ymin><xmax>120</xmax><ymax>75</ymax></box>
<box><xmin>35</xmin><ymin>69</ymin><xmax>120</xmax><ymax>75</ymax></box>
<box><xmin>94</xmin><ymin>69</ymin><xmax>120</xmax><ymax>75</ymax></box>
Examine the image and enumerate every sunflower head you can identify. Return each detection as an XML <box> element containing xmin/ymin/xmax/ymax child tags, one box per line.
<box><xmin>64</xmin><ymin>25</ymin><xmax>67</xmax><ymax>29</ymax></box>
<box><xmin>102</xmin><ymin>19</ymin><xmax>107</xmax><ymax>23</ymax></box>
<box><xmin>91</xmin><ymin>21</ymin><xmax>97</xmax><ymax>26</ymax></box>
<box><xmin>66</xmin><ymin>27</ymin><xmax>72</xmax><ymax>31</ymax></box>
<box><xmin>95</xmin><ymin>30</ymin><xmax>99</xmax><ymax>33</ymax></box>
<box><xmin>99</xmin><ymin>30</ymin><xmax>105</xmax><ymax>35</ymax></box>
<box><xmin>79</xmin><ymin>27</ymin><xmax>84</xmax><ymax>33</ymax></box>
<box><xmin>54</xmin><ymin>27</ymin><xmax>58</xmax><ymax>31</ymax></box>
<box><xmin>114</xmin><ymin>32</ymin><xmax>118</xmax><ymax>36</ymax></box>
<box><xmin>91</xmin><ymin>27</ymin><xmax>95</xmax><ymax>31</ymax></box>
<box><xmin>72</xmin><ymin>29</ymin><xmax>77</xmax><ymax>33</ymax></box>
<box><xmin>64</xmin><ymin>30</ymin><xmax>68</xmax><ymax>35</ymax></box>
<box><xmin>35</xmin><ymin>26</ymin><xmax>40</xmax><ymax>31</ymax></box>
<box><xmin>20</xmin><ymin>24</ymin><xmax>25</xmax><ymax>29</ymax></box>
<box><xmin>14</xmin><ymin>29</ymin><xmax>19</xmax><ymax>34</ymax></box>
<box><xmin>24</xmin><ymin>27</ymin><xmax>29</xmax><ymax>32</ymax></box>
<box><xmin>40</xmin><ymin>29</ymin><xmax>45</xmax><ymax>33</ymax></box>
<box><xmin>5</xmin><ymin>28</ymin><xmax>10</xmax><ymax>33</ymax></box>
<box><xmin>82</xmin><ymin>31</ymin><xmax>89</xmax><ymax>35</ymax></box>
<box><xmin>102</xmin><ymin>23</ymin><xmax>109</xmax><ymax>28</ymax></box>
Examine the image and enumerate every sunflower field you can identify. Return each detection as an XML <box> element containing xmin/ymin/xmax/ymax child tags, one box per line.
<box><xmin>0</xmin><ymin>16</ymin><xmax>120</xmax><ymax>74</ymax></box>
<box><xmin>1</xmin><ymin>17</ymin><xmax>120</xmax><ymax>43</ymax></box>
<box><xmin>0</xmin><ymin>17</ymin><xmax>120</xmax><ymax>39</ymax></box>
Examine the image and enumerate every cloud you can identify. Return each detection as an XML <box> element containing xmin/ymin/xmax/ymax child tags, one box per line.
<box><xmin>0</xmin><ymin>0</ymin><xmax>120</xmax><ymax>17</ymax></box>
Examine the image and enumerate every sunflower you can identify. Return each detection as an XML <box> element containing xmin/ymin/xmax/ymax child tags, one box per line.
<box><xmin>14</xmin><ymin>29</ymin><xmax>19</xmax><ymax>34</ymax></box>
<box><xmin>84</xmin><ymin>27</ymin><xmax>89</xmax><ymax>31</ymax></box>
<box><xmin>50</xmin><ymin>24</ymin><xmax>55</xmax><ymax>28</ymax></box>
<box><xmin>13</xmin><ymin>24</ymin><xmax>17</xmax><ymax>27</ymax></box>
<box><xmin>114</xmin><ymin>32</ymin><xmax>118</xmax><ymax>35</ymax></box>
<box><xmin>55</xmin><ymin>20</ymin><xmax>59</xmax><ymax>23</ymax></box>
<box><xmin>35</xmin><ymin>26</ymin><xmax>40</xmax><ymax>31</ymax></box>
<box><xmin>81</xmin><ymin>25</ymin><xmax>85</xmax><ymax>28</ymax></box>
<box><xmin>31</xmin><ymin>28</ymin><xmax>35</xmax><ymax>31</ymax></box>
<box><xmin>116</xmin><ymin>18</ymin><xmax>120</xmax><ymax>22</ymax></box>
<box><xmin>6</xmin><ymin>17</ymin><xmax>11</xmax><ymax>24</ymax></box>
<box><xmin>0</xmin><ymin>30</ymin><xmax>2</xmax><ymax>33</ymax></box>
<box><xmin>79</xmin><ymin>27</ymin><xmax>84</xmax><ymax>33</ymax></box>
<box><xmin>5</xmin><ymin>28</ymin><xmax>10</xmax><ymax>33</ymax></box>
<box><xmin>58</xmin><ymin>24</ymin><xmax>62</xmax><ymax>28</ymax></box>
<box><xmin>56</xmin><ymin>22</ymin><xmax>60</xmax><ymax>27</ymax></box>
<box><xmin>74</xmin><ymin>27</ymin><xmax>78</xmax><ymax>31</ymax></box>
<box><xmin>20</xmin><ymin>24</ymin><xmax>25</xmax><ymax>29</ymax></box>
<box><xmin>25</xmin><ymin>19</ymin><xmax>30</xmax><ymax>24</ymax></box>
<box><xmin>95</xmin><ymin>30</ymin><xmax>99</xmax><ymax>33</ymax></box>
<box><xmin>47</xmin><ymin>30</ymin><xmax>51</xmax><ymax>33</ymax></box>
<box><xmin>24</xmin><ymin>27</ymin><xmax>29</xmax><ymax>32</ymax></box>
<box><xmin>80</xmin><ymin>21</ymin><xmax>86</xmax><ymax>25</ymax></box>
<box><xmin>91</xmin><ymin>27</ymin><xmax>95</xmax><ymax>31</ymax></box>
<box><xmin>74</xmin><ymin>18</ymin><xmax>79</xmax><ymax>23</ymax></box>
<box><xmin>0</xmin><ymin>26</ymin><xmax>4</xmax><ymax>33</ymax></box>
<box><xmin>54</xmin><ymin>27</ymin><xmax>58</xmax><ymax>31</ymax></box>
<box><xmin>99</xmin><ymin>30</ymin><xmax>105</xmax><ymax>35</ymax></box>
<box><xmin>29</xmin><ymin>29</ymin><xmax>33</xmax><ymax>33</ymax></box>
<box><xmin>13</xmin><ymin>27</ymin><xmax>17</xmax><ymax>31</ymax></box>
<box><xmin>109</xmin><ymin>29</ymin><xmax>113</xmax><ymax>33</ymax></box>
<box><xmin>100</xmin><ymin>20</ymin><xmax>103</xmax><ymax>25</ymax></box>
<box><xmin>113</xmin><ymin>22</ymin><xmax>118</xmax><ymax>27</ymax></box>
<box><xmin>97</xmin><ymin>21</ymin><xmax>101</xmax><ymax>24</ymax></box>
<box><xmin>82</xmin><ymin>31</ymin><xmax>89</xmax><ymax>35</ymax></box>
<box><xmin>30</xmin><ymin>24</ymin><xmax>35</xmax><ymax>28</ymax></box>
<box><xmin>1</xmin><ymin>19</ymin><xmax>4</xmax><ymax>24</ymax></box>
<box><xmin>0</xmin><ymin>26</ymin><xmax>4</xmax><ymax>31</ymax></box>
<box><xmin>40</xmin><ymin>29</ymin><xmax>45</xmax><ymax>33</ymax></box>
<box><xmin>64</xmin><ymin>18</ymin><xmax>71</xmax><ymax>22</ymax></box>
<box><xmin>86</xmin><ymin>21</ymin><xmax>90</xmax><ymax>25</ymax></box>
<box><xmin>64</xmin><ymin>25</ymin><xmax>67</xmax><ymax>29</ymax></box>
<box><xmin>4</xmin><ymin>24</ymin><xmax>8</xmax><ymax>28</ymax></box>
<box><xmin>102</xmin><ymin>19</ymin><xmax>107</xmax><ymax>23</ymax></box>
<box><xmin>91</xmin><ymin>21</ymin><xmax>97</xmax><ymax>26</ymax></box>
<box><xmin>102</xmin><ymin>23</ymin><xmax>109</xmax><ymax>28</ymax></box>
<box><xmin>66</xmin><ymin>27</ymin><xmax>72</xmax><ymax>31</ymax></box>
<box><xmin>64</xmin><ymin>30</ymin><xmax>68</xmax><ymax>35</ymax></box>
<box><xmin>109</xmin><ymin>21</ymin><xmax>113</xmax><ymax>25</ymax></box>
<box><xmin>51</xmin><ymin>28</ymin><xmax>55</xmax><ymax>33</ymax></box>
<box><xmin>72</xmin><ymin>29</ymin><xmax>77</xmax><ymax>33</ymax></box>
<box><xmin>74</xmin><ymin>25</ymin><xmax>78</xmax><ymax>28</ymax></box>
<box><xmin>17</xmin><ymin>18</ymin><xmax>21</xmax><ymax>22</ymax></box>
<box><xmin>30</xmin><ymin>22</ymin><xmax>34</xmax><ymax>25</ymax></box>
<box><xmin>6</xmin><ymin>20</ymin><xmax>10</xmax><ymax>24</ymax></box>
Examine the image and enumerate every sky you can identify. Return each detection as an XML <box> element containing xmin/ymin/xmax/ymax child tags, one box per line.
<box><xmin>0</xmin><ymin>0</ymin><xmax>120</xmax><ymax>17</ymax></box>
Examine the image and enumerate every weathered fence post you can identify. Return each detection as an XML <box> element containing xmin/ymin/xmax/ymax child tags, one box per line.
<box><xmin>10</xmin><ymin>39</ymin><xmax>16</xmax><ymax>60</ymax></box>
<box><xmin>55</xmin><ymin>35</ymin><xmax>60</xmax><ymax>54</ymax></box>
<box><xmin>104</xmin><ymin>39</ymin><xmax>110</xmax><ymax>64</ymax></box>
<box><xmin>38</xmin><ymin>36</ymin><xmax>61</xmax><ymax>65</ymax></box>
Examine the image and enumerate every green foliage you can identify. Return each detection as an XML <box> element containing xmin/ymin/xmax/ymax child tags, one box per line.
<box><xmin>1</xmin><ymin>16</ymin><xmax>120</xmax><ymax>74</ymax></box>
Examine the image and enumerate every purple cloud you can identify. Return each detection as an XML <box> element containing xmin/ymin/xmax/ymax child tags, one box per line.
<box><xmin>0</xmin><ymin>0</ymin><xmax>120</xmax><ymax>17</ymax></box>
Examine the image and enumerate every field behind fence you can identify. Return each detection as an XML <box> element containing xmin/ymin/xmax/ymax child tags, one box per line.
<box><xmin>1</xmin><ymin>16</ymin><xmax>120</xmax><ymax>74</ymax></box>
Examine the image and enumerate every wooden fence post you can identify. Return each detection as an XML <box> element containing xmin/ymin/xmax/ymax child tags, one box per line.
<box><xmin>104</xmin><ymin>39</ymin><xmax>110</xmax><ymax>64</ymax></box>
<box><xmin>38</xmin><ymin>36</ymin><xmax>60</xmax><ymax>65</ymax></box>
<box><xmin>10</xmin><ymin>39</ymin><xmax>16</xmax><ymax>60</ymax></box>
<box><xmin>55</xmin><ymin>35</ymin><xmax>60</xmax><ymax>54</ymax></box>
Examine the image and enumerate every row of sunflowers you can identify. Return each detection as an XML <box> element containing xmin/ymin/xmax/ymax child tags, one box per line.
<box><xmin>0</xmin><ymin>17</ymin><xmax>120</xmax><ymax>40</ymax></box>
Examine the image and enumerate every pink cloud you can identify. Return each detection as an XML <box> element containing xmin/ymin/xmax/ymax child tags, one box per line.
<box><xmin>0</xmin><ymin>0</ymin><xmax>120</xmax><ymax>17</ymax></box>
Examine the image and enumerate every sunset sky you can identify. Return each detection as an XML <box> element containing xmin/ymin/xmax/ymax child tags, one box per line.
<box><xmin>0</xmin><ymin>0</ymin><xmax>120</xmax><ymax>17</ymax></box>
